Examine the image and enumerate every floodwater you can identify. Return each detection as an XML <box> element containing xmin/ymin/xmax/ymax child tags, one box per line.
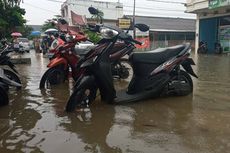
<box><xmin>1</xmin><ymin>51</ymin><xmax>230</xmax><ymax>153</ymax></box>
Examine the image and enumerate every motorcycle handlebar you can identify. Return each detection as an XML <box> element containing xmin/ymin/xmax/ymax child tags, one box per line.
<box><xmin>121</xmin><ymin>34</ymin><xmax>142</xmax><ymax>46</ymax></box>
<box><xmin>130</xmin><ymin>38</ymin><xmax>142</xmax><ymax>45</ymax></box>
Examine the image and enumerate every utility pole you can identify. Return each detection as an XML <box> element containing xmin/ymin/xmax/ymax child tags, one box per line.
<box><xmin>133</xmin><ymin>0</ymin><xmax>136</xmax><ymax>39</ymax></box>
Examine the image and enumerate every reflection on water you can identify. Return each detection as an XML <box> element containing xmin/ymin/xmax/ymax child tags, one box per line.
<box><xmin>0</xmin><ymin>52</ymin><xmax>230</xmax><ymax>153</ymax></box>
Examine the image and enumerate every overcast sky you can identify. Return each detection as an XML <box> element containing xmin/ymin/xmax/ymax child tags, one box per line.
<box><xmin>21</xmin><ymin>0</ymin><xmax>196</xmax><ymax>25</ymax></box>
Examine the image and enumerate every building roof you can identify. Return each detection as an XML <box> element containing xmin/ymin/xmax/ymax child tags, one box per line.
<box><xmin>129</xmin><ymin>16</ymin><xmax>196</xmax><ymax>32</ymax></box>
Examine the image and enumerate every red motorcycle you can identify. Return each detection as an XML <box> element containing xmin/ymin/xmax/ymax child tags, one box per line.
<box><xmin>39</xmin><ymin>31</ymin><xmax>88</xmax><ymax>89</ymax></box>
<box><xmin>39</xmin><ymin>30</ymin><xmax>131</xmax><ymax>89</ymax></box>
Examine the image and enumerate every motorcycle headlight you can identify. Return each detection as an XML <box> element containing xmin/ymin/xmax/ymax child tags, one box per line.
<box><xmin>100</xmin><ymin>27</ymin><xmax>118</xmax><ymax>39</ymax></box>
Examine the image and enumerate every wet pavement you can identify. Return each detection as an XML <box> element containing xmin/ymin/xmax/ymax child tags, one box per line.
<box><xmin>0</xmin><ymin>51</ymin><xmax>230</xmax><ymax>153</ymax></box>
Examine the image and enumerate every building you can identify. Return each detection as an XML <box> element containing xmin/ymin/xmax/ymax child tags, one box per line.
<box><xmin>61</xmin><ymin>0</ymin><xmax>123</xmax><ymax>26</ymax></box>
<box><xmin>132</xmin><ymin>16</ymin><xmax>196</xmax><ymax>50</ymax></box>
<box><xmin>186</xmin><ymin>0</ymin><xmax>230</xmax><ymax>53</ymax></box>
<box><xmin>60</xmin><ymin>0</ymin><xmax>195</xmax><ymax>50</ymax></box>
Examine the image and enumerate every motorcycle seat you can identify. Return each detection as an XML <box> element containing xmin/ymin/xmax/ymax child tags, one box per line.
<box><xmin>130</xmin><ymin>44</ymin><xmax>189</xmax><ymax>64</ymax></box>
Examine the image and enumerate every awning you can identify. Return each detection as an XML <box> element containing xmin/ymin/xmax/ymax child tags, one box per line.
<box><xmin>71</xmin><ymin>11</ymin><xmax>87</xmax><ymax>26</ymax></box>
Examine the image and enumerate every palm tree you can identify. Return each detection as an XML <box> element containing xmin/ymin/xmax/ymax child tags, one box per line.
<box><xmin>91</xmin><ymin>9</ymin><xmax>104</xmax><ymax>24</ymax></box>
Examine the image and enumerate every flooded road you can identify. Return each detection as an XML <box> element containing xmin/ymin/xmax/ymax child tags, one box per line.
<box><xmin>1</xmin><ymin>51</ymin><xmax>230</xmax><ymax>153</ymax></box>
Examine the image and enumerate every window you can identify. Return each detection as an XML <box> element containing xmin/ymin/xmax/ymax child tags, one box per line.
<box><xmin>220</xmin><ymin>16</ymin><xmax>230</xmax><ymax>26</ymax></box>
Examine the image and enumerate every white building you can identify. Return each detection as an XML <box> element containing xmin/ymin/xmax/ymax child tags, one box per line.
<box><xmin>186</xmin><ymin>0</ymin><xmax>230</xmax><ymax>53</ymax></box>
<box><xmin>61</xmin><ymin>0</ymin><xmax>123</xmax><ymax>26</ymax></box>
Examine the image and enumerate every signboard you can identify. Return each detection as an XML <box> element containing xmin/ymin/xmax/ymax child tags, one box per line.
<box><xmin>118</xmin><ymin>18</ymin><xmax>131</xmax><ymax>29</ymax></box>
<box><xmin>219</xmin><ymin>26</ymin><xmax>230</xmax><ymax>52</ymax></box>
<box><xmin>209</xmin><ymin>0</ymin><xmax>230</xmax><ymax>9</ymax></box>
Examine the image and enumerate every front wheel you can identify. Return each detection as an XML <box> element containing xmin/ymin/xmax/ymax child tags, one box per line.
<box><xmin>162</xmin><ymin>70</ymin><xmax>193</xmax><ymax>96</ymax></box>
<box><xmin>39</xmin><ymin>66</ymin><xmax>66</xmax><ymax>89</ymax></box>
<box><xmin>0</xmin><ymin>85</ymin><xmax>9</xmax><ymax>106</ymax></box>
<box><xmin>66</xmin><ymin>85</ymin><xmax>97</xmax><ymax>112</ymax></box>
<box><xmin>112</xmin><ymin>59</ymin><xmax>133</xmax><ymax>81</ymax></box>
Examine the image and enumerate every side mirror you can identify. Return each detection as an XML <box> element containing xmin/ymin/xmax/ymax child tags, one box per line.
<box><xmin>88</xmin><ymin>7</ymin><xmax>99</xmax><ymax>15</ymax></box>
<box><xmin>134</xmin><ymin>24</ymin><xmax>149</xmax><ymax>32</ymax></box>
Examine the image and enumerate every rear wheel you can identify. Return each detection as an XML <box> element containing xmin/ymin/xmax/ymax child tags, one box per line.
<box><xmin>162</xmin><ymin>70</ymin><xmax>193</xmax><ymax>96</ymax></box>
<box><xmin>0</xmin><ymin>85</ymin><xmax>9</xmax><ymax>106</ymax></box>
<box><xmin>66</xmin><ymin>85</ymin><xmax>97</xmax><ymax>112</ymax></box>
<box><xmin>39</xmin><ymin>66</ymin><xmax>66</xmax><ymax>89</ymax></box>
<box><xmin>3</xmin><ymin>69</ymin><xmax>21</xmax><ymax>90</ymax></box>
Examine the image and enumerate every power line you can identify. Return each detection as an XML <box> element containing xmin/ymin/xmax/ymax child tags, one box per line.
<box><xmin>47</xmin><ymin>0</ymin><xmax>186</xmax><ymax>12</ymax></box>
<box><xmin>146</xmin><ymin>0</ymin><xmax>185</xmax><ymax>4</ymax></box>
<box><xmin>124</xmin><ymin>5</ymin><xmax>185</xmax><ymax>12</ymax></box>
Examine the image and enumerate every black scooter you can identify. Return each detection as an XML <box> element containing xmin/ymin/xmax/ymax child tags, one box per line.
<box><xmin>0</xmin><ymin>44</ymin><xmax>21</xmax><ymax>90</ymax></box>
<box><xmin>197</xmin><ymin>41</ymin><xmax>208</xmax><ymax>54</ymax></box>
<box><xmin>0</xmin><ymin>67</ymin><xmax>22</xmax><ymax>106</ymax></box>
<box><xmin>65</xmin><ymin>23</ymin><xmax>198</xmax><ymax>112</ymax></box>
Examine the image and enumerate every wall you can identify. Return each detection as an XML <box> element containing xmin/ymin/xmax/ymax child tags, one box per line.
<box><xmin>186</xmin><ymin>0</ymin><xmax>209</xmax><ymax>13</ymax></box>
<box><xmin>61</xmin><ymin>0</ymin><xmax>123</xmax><ymax>25</ymax></box>
<box><xmin>199</xmin><ymin>17</ymin><xmax>218</xmax><ymax>53</ymax></box>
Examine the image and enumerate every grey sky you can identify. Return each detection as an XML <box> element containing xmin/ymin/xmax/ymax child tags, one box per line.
<box><xmin>21</xmin><ymin>0</ymin><xmax>195</xmax><ymax>25</ymax></box>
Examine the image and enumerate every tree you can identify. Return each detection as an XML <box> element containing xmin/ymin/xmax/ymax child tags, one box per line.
<box><xmin>0</xmin><ymin>0</ymin><xmax>26</xmax><ymax>39</ymax></box>
<box><xmin>41</xmin><ymin>20</ymin><xmax>56</xmax><ymax>32</ymax></box>
<box><xmin>91</xmin><ymin>8</ymin><xmax>104</xmax><ymax>23</ymax></box>
<box><xmin>18</xmin><ymin>25</ymin><xmax>33</xmax><ymax>38</ymax></box>
<box><xmin>41</xmin><ymin>15</ymin><xmax>62</xmax><ymax>32</ymax></box>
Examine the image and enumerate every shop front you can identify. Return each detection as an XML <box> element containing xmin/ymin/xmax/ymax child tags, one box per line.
<box><xmin>200</xmin><ymin>15</ymin><xmax>230</xmax><ymax>53</ymax></box>
<box><xmin>198</xmin><ymin>0</ymin><xmax>230</xmax><ymax>53</ymax></box>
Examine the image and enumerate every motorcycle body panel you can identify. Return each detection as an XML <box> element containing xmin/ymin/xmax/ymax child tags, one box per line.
<box><xmin>0</xmin><ymin>49</ymin><xmax>18</xmax><ymax>74</ymax></box>
<box><xmin>0</xmin><ymin>68</ymin><xmax>21</xmax><ymax>87</ymax></box>
<box><xmin>47</xmin><ymin>56</ymin><xmax>68</xmax><ymax>69</ymax></box>
<box><xmin>181</xmin><ymin>58</ymin><xmax>198</xmax><ymax>78</ymax></box>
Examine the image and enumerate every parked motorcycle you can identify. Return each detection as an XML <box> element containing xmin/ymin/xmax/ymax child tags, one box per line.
<box><xmin>0</xmin><ymin>44</ymin><xmax>22</xmax><ymax>90</ymax></box>
<box><xmin>0</xmin><ymin>83</ymin><xmax>8</xmax><ymax>106</ymax></box>
<box><xmin>65</xmin><ymin>22</ymin><xmax>198</xmax><ymax>112</ymax></box>
<box><xmin>39</xmin><ymin>25</ymin><xmax>132</xmax><ymax>89</ymax></box>
<box><xmin>197</xmin><ymin>41</ymin><xmax>208</xmax><ymax>54</ymax></box>
<box><xmin>214</xmin><ymin>42</ymin><xmax>223</xmax><ymax>54</ymax></box>
<box><xmin>39</xmin><ymin>31</ymin><xmax>89</xmax><ymax>89</ymax></box>
<box><xmin>0</xmin><ymin>67</ymin><xmax>22</xmax><ymax>106</ymax></box>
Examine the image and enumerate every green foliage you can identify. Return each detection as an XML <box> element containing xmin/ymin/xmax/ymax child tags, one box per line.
<box><xmin>17</xmin><ymin>25</ymin><xmax>33</xmax><ymax>38</ymax></box>
<box><xmin>41</xmin><ymin>15</ymin><xmax>61</xmax><ymax>32</ymax></box>
<box><xmin>84</xmin><ymin>29</ymin><xmax>101</xmax><ymax>43</ymax></box>
<box><xmin>41</xmin><ymin>21</ymin><xmax>56</xmax><ymax>32</ymax></box>
<box><xmin>0</xmin><ymin>0</ymin><xmax>26</xmax><ymax>39</ymax></box>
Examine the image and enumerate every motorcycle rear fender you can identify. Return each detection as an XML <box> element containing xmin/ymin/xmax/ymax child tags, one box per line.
<box><xmin>47</xmin><ymin>57</ymin><xmax>68</xmax><ymax>69</ymax></box>
<box><xmin>0</xmin><ymin>70</ymin><xmax>21</xmax><ymax>87</ymax></box>
<box><xmin>181</xmin><ymin>58</ymin><xmax>198</xmax><ymax>78</ymax></box>
<box><xmin>0</xmin><ymin>56</ymin><xmax>18</xmax><ymax>73</ymax></box>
